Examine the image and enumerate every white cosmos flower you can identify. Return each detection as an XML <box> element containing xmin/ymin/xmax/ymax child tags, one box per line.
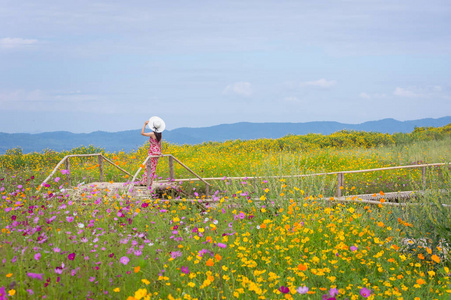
<box><xmin>77</xmin><ymin>223</ymin><xmax>85</xmax><ymax>228</ymax></box>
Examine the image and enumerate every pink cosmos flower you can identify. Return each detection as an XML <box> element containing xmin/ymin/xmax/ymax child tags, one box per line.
<box><xmin>181</xmin><ymin>266</ymin><xmax>190</xmax><ymax>274</ymax></box>
<box><xmin>217</xmin><ymin>243</ymin><xmax>227</xmax><ymax>248</ymax></box>
<box><xmin>66</xmin><ymin>216</ymin><xmax>74</xmax><ymax>223</ymax></box>
<box><xmin>329</xmin><ymin>287</ymin><xmax>339</xmax><ymax>296</ymax></box>
<box><xmin>120</xmin><ymin>256</ymin><xmax>129</xmax><ymax>265</ymax></box>
<box><xmin>27</xmin><ymin>273</ymin><xmax>43</xmax><ymax>280</ymax></box>
<box><xmin>297</xmin><ymin>286</ymin><xmax>309</xmax><ymax>294</ymax></box>
<box><xmin>34</xmin><ymin>253</ymin><xmax>41</xmax><ymax>261</ymax></box>
<box><xmin>350</xmin><ymin>245</ymin><xmax>358</xmax><ymax>252</ymax></box>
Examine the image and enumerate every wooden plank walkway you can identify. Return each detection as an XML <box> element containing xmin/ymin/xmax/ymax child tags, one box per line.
<box><xmin>69</xmin><ymin>181</ymin><xmax>448</xmax><ymax>208</ymax></box>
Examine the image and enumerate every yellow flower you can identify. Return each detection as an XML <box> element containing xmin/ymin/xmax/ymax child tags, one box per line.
<box><xmin>114</xmin><ymin>288</ymin><xmax>120</xmax><ymax>292</ymax></box>
<box><xmin>134</xmin><ymin>288</ymin><xmax>148</xmax><ymax>300</ymax></box>
<box><xmin>141</xmin><ymin>279</ymin><xmax>150</xmax><ymax>285</ymax></box>
<box><xmin>8</xmin><ymin>290</ymin><xmax>16</xmax><ymax>296</ymax></box>
<box><xmin>6</xmin><ymin>273</ymin><xmax>12</xmax><ymax>278</ymax></box>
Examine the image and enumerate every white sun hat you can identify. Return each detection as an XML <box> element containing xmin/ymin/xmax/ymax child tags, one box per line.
<box><xmin>148</xmin><ymin>116</ymin><xmax>166</xmax><ymax>133</ymax></box>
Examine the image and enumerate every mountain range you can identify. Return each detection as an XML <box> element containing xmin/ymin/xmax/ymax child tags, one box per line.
<box><xmin>1</xmin><ymin>116</ymin><xmax>450</xmax><ymax>154</ymax></box>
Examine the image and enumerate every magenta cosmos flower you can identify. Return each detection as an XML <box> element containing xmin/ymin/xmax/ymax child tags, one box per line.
<box><xmin>278</xmin><ymin>286</ymin><xmax>289</xmax><ymax>294</ymax></box>
<box><xmin>360</xmin><ymin>287</ymin><xmax>372</xmax><ymax>298</ymax></box>
<box><xmin>181</xmin><ymin>266</ymin><xmax>190</xmax><ymax>274</ymax></box>
<box><xmin>68</xmin><ymin>253</ymin><xmax>76</xmax><ymax>260</ymax></box>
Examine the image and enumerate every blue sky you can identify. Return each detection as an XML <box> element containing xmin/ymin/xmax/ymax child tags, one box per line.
<box><xmin>1</xmin><ymin>0</ymin><xmax>450</xmax><ymax>133</ymax></box>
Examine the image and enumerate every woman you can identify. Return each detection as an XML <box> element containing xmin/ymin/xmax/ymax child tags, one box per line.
<box><xmin>140</xmin><ymin>116</ymin><xmax>165</xmax><ymax>186</ymax></box>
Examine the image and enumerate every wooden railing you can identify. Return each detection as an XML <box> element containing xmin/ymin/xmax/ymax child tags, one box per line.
<box><xmin>41</xmin><ymin>153</ymin><xmax>449</xmax><ymax>199</ymax></box>
<box><xmin>129</xmin><ymin>154</ymin><xmax>212</xmax><ymax>195</ymax></box>
<box><xmin>167</xmin><ymin>162</ymin><xmax>450</xmax><ymax>197</ymax></box>
<box><xmin>40</xmin><ymin>153</ymin><xmax>131</xmax><ymax>187</ymax></box>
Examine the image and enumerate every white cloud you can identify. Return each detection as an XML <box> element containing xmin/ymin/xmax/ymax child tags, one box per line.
<box><xmin>223</xmin><ymin>81</ymin><xmax>253</xmax><ymax>97</ymax></box>
<box><xmin>359</xmin><ymin>92</ymin><xmax>388</xmax><ymax>99</ymax></box>
<box><xmin>0</xmin><ymin>37</ymin><xmax>38</xmax><ymax>49</ymax></box>
<box><xmin>393</xmin><ymin>87</ymin><xmax>422</xmax><ymax>98</ymax></box>
<box><xmin>359</xmin><ymin>92</ymin><xmax>371</xmax><ymax>99</ymax></box>
<box><xmin>300</xmin><ymin>79</ymin><xmax>337</xmax><ymax>88</ymax></box>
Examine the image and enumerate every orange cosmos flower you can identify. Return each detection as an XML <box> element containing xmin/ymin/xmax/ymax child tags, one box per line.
<box><xmin>206</xmin><ymin>259</ymin><xmax>214</xmax><ymax>266</ymax></box>
<box><xmin>431</xmin><ymin>254</ymin><xmax>440</xmax><ymax>263</ymax></box>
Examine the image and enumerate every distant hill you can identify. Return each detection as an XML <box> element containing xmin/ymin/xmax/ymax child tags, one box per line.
<box><xmin>1</xmin><ymin>117</ymin><xmax>450</xmax><ymax>154</ymax></box>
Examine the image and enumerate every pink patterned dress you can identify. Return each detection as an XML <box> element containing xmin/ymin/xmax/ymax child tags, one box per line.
<box><xmin>141</xmin><ymin>137</ymin><xmax>162</xmax><ymax>186</ymax></box>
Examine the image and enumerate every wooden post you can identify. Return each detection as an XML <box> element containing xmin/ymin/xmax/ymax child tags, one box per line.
<box><xmin>337</xmin><ymin>173</ymin><xmax>344</xmax><ymax>197</ymax></box>
<box><xmin>147</xmin><ymin>158</ymin><xmax>152</xmax><ymax>187</ymax></box>
<box><xmin>98</xmin><ymin>155</ymin><xmax>104</xmax><ymax>182</ymax></box>
<box><xmin>253</xmin><ymin>178</ymin><xmax>258</xmax><ymax>196</ymax></box>
<box><xmin>206</xmin><ymin>184</ymin><xmax>210</xmax><ymax>198</ymax></box>
<box><xmin>422</xmin><ymin>166</ymin><xmax>426</xmax><ymax>187</ymax></box>
<box><xmin>168</xmin><ymin>156</ymin><xmax>174</xmax><ymax>180</ymax></box>
<box><xmin>65</xmin><ymin>158</ymin><xmax>71</xmax><ymax>186</ymax></box>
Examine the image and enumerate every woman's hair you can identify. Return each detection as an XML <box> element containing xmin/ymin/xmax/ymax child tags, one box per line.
<box><xmin>154</xmin><ymin>131</ymin><xmax>162</xmax><ymax>143</ymax></box>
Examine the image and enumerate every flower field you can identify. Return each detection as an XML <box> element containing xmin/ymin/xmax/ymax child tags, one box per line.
<box><xmin>1</xmin><ymin>126</ymin><xmax>451</xmax><ymax>299</ymax></box>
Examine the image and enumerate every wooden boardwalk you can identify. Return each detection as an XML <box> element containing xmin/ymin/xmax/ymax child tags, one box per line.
<box><xmin>69</xmin><ymin>180</ymin><xmax>449</xmax><ymax>209</ymax></box>
<box><xmin>42</xmin><ymin>153</ymin><xmax>449</xmax><ymax>207</ymax></box>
